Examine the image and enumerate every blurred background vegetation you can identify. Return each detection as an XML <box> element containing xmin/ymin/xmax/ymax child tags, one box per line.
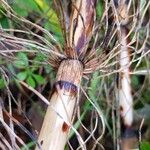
<box><xmin>0</xmin><ymin>0</ymin><xmax>150</xmax><ymax>149</ymax></box>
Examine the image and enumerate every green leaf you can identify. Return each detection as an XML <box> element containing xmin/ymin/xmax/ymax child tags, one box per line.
<box><xmin>90</xmin><ymin>71</ymin><xmax>99</xmax><ymax>91</ymax></box>
<box><xmin>140</xmin><ymin>141</ymin><xmax>150</xmax><ymax>150</ymax></box>
<box><xmin>0</xmin><ymin>78</ymin><xmax>5</xmax><ymax>89</ymax></box>
<box><xmin>17</xmin><ymin>71</ymin><xmax>27</xmax><ymax>81</ymax></box>
<box><xmin>0</xmin><ymin>17</ymin><xmax>9</xmax><ymax>28</ymax></box>
<box><xmin>21</xmin><ymin>141</ymin><xmax>35</xmax><ymax>150</ymax></box>
<box><xmin>13</xmin><ymin>52</ymin><xmax>28</xmax><ymax>69</ymax></box>
<box><xmin>131</xmin><ymin>75</ymin><xmax>139</xmax><ymax>89</ymax></box>
<box><xmin>12</xmin><ymin>0</ymin><xmax>41</xmax><ymax>16</ymax></box>
<box><xmin>88</xmin><ymin>71</ymin><xmax>100</xmax><ymax>100</ymax></box>
<box><xmin>31</xmin><ymin>53</ymin><xmax>46</xmax><ymax>71</ymax></box>
<box><xmin>33</xmin><ymin>53</ymin><xmax>45</xmax><ymax>62</ymax></box>
<box><xmin>26</xmin><ymin>76</ymin><xmax>35</xmax><ymax>88</ymax></box>
<box><xmin>96</xmin><ymin>1</ymin><xmax>103</xmax><ymax>18</ymax></box>
<box><xmin>12</xmin><ymin>5</ymin><xmax>28</xmax><ymax>17</ymax></box>
<box><xmin>34</xmin><ymin>0</ymin><xmax>62</xmax><ymax>42</ymax></box>
<box><xmin>44</xmin><ymin>65</ymin><xmax>52</xmax><ymax>74</ymax></box>
<box><xmin>33</xmin><ymin>74</ymin><xmax>45</xmax><ymax>85</ymax></box>
<box><xmin>17</xmin><ymin>52</ymin><xmax>28</xmax><ymax>63</ymax></box>
<box><xmin>7</xmin><ymin>64</ymin><xmax>16</xmax><ymax>75</ymax></box>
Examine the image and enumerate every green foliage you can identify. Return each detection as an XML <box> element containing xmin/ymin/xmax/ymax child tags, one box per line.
<box><xmin>0</xmin><ymin>16</ymin><xmax>9</xmax><ymax>28</ymax></box>
<box><xmin>0</xmin><ymin>0</ymin><xmax>149</xmax><ymax>148</ymax></box>
<box><xmin>21</xmin><ymin>141</ymin><xmax>35</xmax><ymax>150</ymax></box>
<box><xmin>140</xmin><ymin>141</ymin><xmax>150</xmax><ymax>150</ymax></box>
<box><xmin>33</xmin><ymin>74</ymin><xmax>45</xmax><ymax>84</ymax></box>
<box><xmin>96</xmin><ymin>0</ymin><xmax>103</xmax><ymax>18</ymax></box>
<box><xmin>17</xmin><ymin>71</ymin><xmax>28</xmax><ymax>80</ymax></box>
<box><xmin>14</xmin><ymin>52</ymin><xmax>29</xmax><ymax>69</ymax></box>
<box><xmin>68</xmin><ymin>111</ymin><xmax>86</xmax><ymax>140</ymax></box>
<box><xmin>88</xmin><ymin>71</ymin><xmax>100</xmax><ymax>101</ymax></box>
<box><xmin>131</xmin><ymin>75</ymin><xmax>140</xmax><ymax>89</ymax></box>
<box><xmin>0</xmin><ymin>0</ymin><xmax>63</xmax><ymax>42</ymax></box>
<box><xmin>13</xmin><ymin>0</ymin><xmax>41</xmax><ymax>15</ymax></box>
<box><xmin>33</xmin><ymin>0</ymin><xmax>63</xmax><ymax>43</ymax></box>
<box><xmin>26</xmin><ymin>76</ymin><xmax>36</xmax><ymax>88</ymax></box>
<box><xmin>13</xmin><ymin>52</ymin><xmax>46</xmax><ymax>88</ymax></box>
<box><xmin>0</xmin><ymin>78</ymin><xmax>5</xmax><ymax>89</ymax></box>
<box><xmin>68</xmin><ymin>72</ymin><xmax>101</xmax><ymax>141</ymax></box>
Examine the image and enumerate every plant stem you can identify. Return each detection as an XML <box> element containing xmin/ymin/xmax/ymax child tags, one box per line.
<box><xmin>118</xmin><ymin>27</ymin><xmax>133</xmax><ymax>127</ymax></box>
<box><xmin>36</xmin><ymin>0</ymin><xmax>96</xmax><ymax>149</ymax></box>
<box><xmin>35</xmin><ymin>60</ymin><xmax>83</xmax><ymax>150</ymax></box>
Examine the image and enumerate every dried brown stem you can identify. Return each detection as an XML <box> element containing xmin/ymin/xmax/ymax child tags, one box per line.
<box><xmin>35</xmin><ymin>60</ymin><xmax>83</xmax><ymax>150</ymax></box>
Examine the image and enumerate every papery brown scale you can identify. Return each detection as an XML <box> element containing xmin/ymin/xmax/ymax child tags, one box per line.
<box><xmin>69</xmin><ymin>0</ymin><xmax>96</xmax><ymax>55</ymax></box>
<box><xmin>75</xmin><ymin>31</ymin><xmax>85</xmax><ymax>52</ymax></box>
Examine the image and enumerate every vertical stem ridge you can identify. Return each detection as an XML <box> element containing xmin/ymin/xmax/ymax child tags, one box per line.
<box><xmin>35</xmin><ymin>60</ymin><xmax>83</xmax><ymax>150</ymax></box>
<box><xmin>113</xmin><ymin>0</ymin><xmax>133</xmax><ymax>128</ymax></box>
<box><xmin>69</xmin><ymin>0</ymin><xmax>96</xmax><ymax>53</ymax></box>
<box><xmin>118</xmin><ymin>27</ymin><xmax>133</xmax><ymax>127</ymax></box>
<box><xmin>114</xmin><ymin>0</ymin><xmax>137</xmax><ymax>149</ymax></box>
<box><xmin>36</xmin><ymin>0</ymin><xmax>96</xmax><ymax>149</ymax></box>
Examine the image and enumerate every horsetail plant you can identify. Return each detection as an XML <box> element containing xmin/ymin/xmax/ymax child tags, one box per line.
<box><xmin>0</xmin><ymin>1</ymin><xmax>104</xmax><ymax>149</ymax></box>
<box><xmin>113</xmin><ymin>0</ymin><xmax>133</xmax><ymax>127</ymax></box>
<box><xmin>35</xmin><ymin>0</ymin><xmax>98</xmax><ymax>149</ymax></box>
<box><xmin>1</xmin><ymin>0</ymin><xmax>149</xmax><ymax>149</ymax></box>
<box><xmin>113</xmin><ymin>0</ymin><xmax>136</xmax><ymax>149</ymax></box>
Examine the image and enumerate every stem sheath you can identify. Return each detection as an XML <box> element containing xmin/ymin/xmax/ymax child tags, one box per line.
<box><xmin>36</xmin><ymin>60</ymin><xmax>83</xmax><ymax>150</ymax></box>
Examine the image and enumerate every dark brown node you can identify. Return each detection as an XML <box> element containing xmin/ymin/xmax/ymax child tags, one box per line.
<box><xmin>62</xmin><ymin>122</ymin><xmax>69</xmax><ymax>132</ymax></box>
<box><xmin>55</xmin><ymin>81</ymin><xmax>77</xmax><ymax>96</ymax></box>
<box><xmin>120</xmin><ymin>106</ymin><xmax>123</xmax><ymax>112</ymax></box>
<box><xmin>121</xmin><ymin>127</ymin><xmax>137</xmax><ymax>139</ymax></box>
<box><xmin>40</xmin><ymin>140</ymin><xmax>43</xmax><ymax>145</ymax></box>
